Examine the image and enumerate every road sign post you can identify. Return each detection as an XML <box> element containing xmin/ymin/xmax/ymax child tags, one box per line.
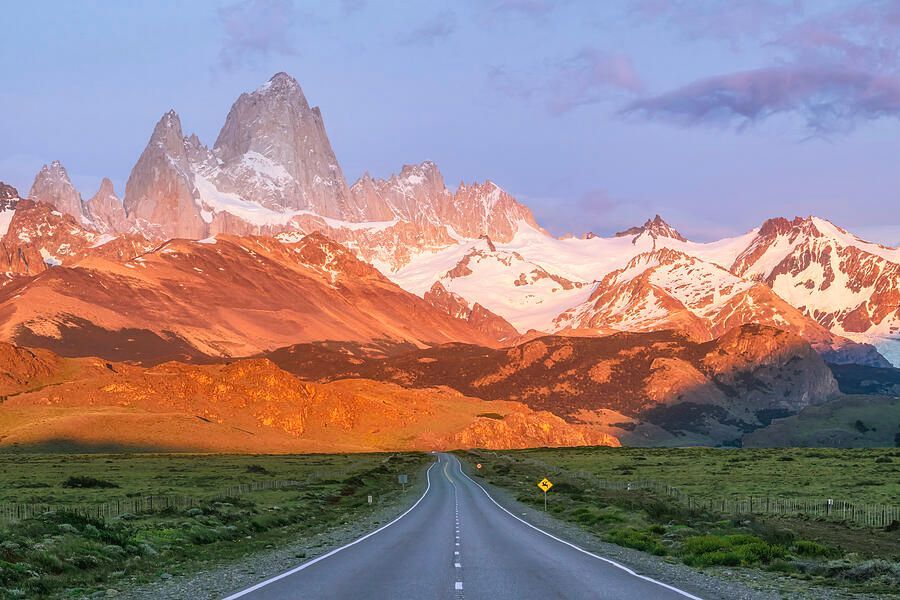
<box><xmin>398</xmin><ymin>474</ymin><xmax>408</xmax><ymax>491</ymax></box>
<box><xmin>537</xmin><ymin>478</ymin><xmax>553</xmax><ymax>511</ymax></box>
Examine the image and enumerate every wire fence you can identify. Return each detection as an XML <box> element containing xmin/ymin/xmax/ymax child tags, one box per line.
<box><xmin>0</xmin><ymin>468</ymin><xmax>355</xmax><ymax>524</ymax></box>
<box><xmin>489</xmin><ymin>454</ymin><xmax>900</xmax><ymax>529</ymax></box>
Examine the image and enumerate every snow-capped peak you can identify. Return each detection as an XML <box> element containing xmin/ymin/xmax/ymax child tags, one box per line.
<box><xmin>255</xmin><ymin>71</ymin><xmax>305</xmax><ymax>98</ymax></box>
<box><xmin>615</xmin><ymin>215</ymin><xmax>687</xmax><ymax>242</ymax></box>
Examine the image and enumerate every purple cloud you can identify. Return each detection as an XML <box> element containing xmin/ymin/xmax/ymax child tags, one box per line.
<box><xmin>217</xmin><ymin>0</ymin><xmax>298</xmax><ymax>70</ymax></box>
<box><xmin>397</xmin><ymin>11</ymin><xmax>457</xmax><ymax>46</ymax></box>
<box><xmin>624</xmin><ymin>66</ymin><xmax>900</xmax><ymax>133</ymax></box>
<box><xmin>623</xmin><ymin>2</ymin><xmax>900</xmax><ymax>133</ymax></box>
<box><xmin>548</xmin><ymin>49</ymin><xmax>643</xmax><ymax>112</ymax></box>
<box><xmin>630</xmin><ymin>0</ymin><xmax>802</xmax><ymax>47</ymax></box>
<box><xmin>340</xmin><ymin>0</ymin><xmax>366</xmax><ymax>16</ymax></box>
<box><xmin>486</xmin><ymin>0</ymin><xmax>557</xmax><ymax>18</ymax></box>
<box><xmin>490</xmin><ymin>48</ymin><xmax>643</xmax><ymax>113</ymax></box>
<box><xmin>772</xmin><ymin>2</ymin><xmax>900</xmax><ymax>70</ymax></box>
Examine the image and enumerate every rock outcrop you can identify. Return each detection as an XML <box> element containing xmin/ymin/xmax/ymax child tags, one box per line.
<box><xmin>266</xmin><ymin>324</ymin><xmax>839</xmax><ymax>445</ymax></box>
<box><xmin>424</xmin><ymin>281</ymin><xmax>520</xmax><ymax>342</ymax></box>
<box><xmin>0</xmin><ymin>342</ymin><xmax>619</xmax><ymax>452</ymax></box>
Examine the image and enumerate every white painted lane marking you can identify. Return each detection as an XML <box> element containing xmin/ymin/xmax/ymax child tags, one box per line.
<box><xmin>221</xmin><ymin>460</ymin><xmax>439</xmax><ymax>600</ymax></box>
<box><xmin>455</xmin><ymin>582</ymin><xmax>464</xmax><ymax>590</ymax></box>
<box><xmin>455</xmin><ymin>562</ymin><xmax>462</xmax><ymax>568</ymax></box>
<box><xmin>452</xmin><ymin>456</ymin><xmax>704</xmax><ymax>600</ymax></box>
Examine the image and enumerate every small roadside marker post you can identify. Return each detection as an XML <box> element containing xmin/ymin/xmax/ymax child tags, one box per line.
<box><xmin>537</xmin><ymin>478</ymin><xmax>553</xmax><ymax>512</ymax></box>
<box><xmin>367</xmin><ymin>495</ymin><xmax>373</xmax><ymax>505</ymax></box>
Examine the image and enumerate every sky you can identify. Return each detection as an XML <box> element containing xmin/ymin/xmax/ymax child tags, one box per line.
<box><xmin>2</xmin><ymin>0</ymin><xmax>900</xmax><ymax>244</ymax></box>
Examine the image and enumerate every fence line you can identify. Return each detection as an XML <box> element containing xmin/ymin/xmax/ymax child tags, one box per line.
<box><xmin>490</xmin><ymin>454</ymin><xmax>900</xmax><ymax>529</ymax></box>
<box><xmin>0</xmin><ymin>467</ymin><xmax>355</xmax><ymax>524</ymax></box>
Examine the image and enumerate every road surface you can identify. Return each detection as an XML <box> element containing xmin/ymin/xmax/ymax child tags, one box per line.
<box><xmin>223</xmin><ymin>453</ymin><xmax>702</xmax><ymax>600</ymax></box>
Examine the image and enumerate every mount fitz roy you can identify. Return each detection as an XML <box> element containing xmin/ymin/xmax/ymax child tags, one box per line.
<box><xmin>3</xmin><ymin>72</ymin><xmax>899</xmax><ymax>367</ymax></box>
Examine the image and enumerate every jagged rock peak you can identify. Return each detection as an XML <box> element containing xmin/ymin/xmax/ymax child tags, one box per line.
<box><xmin>93</xmin><ymin>177</ymin><xmax>117</xmax><ymax>199</ymax></box>
<box><xmin>256</xmin><ymin>72</ymin><xmax>306</xmax><ymax>102</ymax></box>
<box><xmin>211</xmin><ymin>72</ymin><xmax>351</xmax><ymax>219</ymax></box>
<box><xmin>395</xmin><ymin>160</ymin><xmax>447</xmax><ymax>189</ymax></box>
<box><xmin>124</xmin><ymin>110</ymin><xmax>207</xmax><ymax>240</ymax></box>
<box><xmin>615</xmin><ymin>215</ymin><xmax>686</xmax><ymax>242</ymax></box>
<box><xmin>85</xmin><ymin>178</ymin><xmax>127</xmax><ymax>234</ymax></box>
<box><xmin>150</xmin><ymin>110</ymin><xmax>188</xmax><ymax>153</ymax></box>
<box><xmin>28</xmin><ymin>160</ymin><xmax>84</xmax><ymax>220</ymax></box>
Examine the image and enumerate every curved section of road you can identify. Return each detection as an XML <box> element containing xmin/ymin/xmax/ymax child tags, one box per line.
<box><xmin>222</xmin><ymin>453</ymin><xmax>703</xmax><ymax>600</ymax></box>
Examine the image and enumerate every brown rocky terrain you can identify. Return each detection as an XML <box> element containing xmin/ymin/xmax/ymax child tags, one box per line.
<box><xmin>266</xmin><ymin>324</ymin><xmax>838</xmax><ymax>445</ymax></box>
<box><xmin>0</xmin><ymin>200</ymin><xmax>154</xmax><ymax>278</ymax></box>
<box><xmin>729</xmin><ymin>216</ymin><xmax>900</xmax><ymax>363</ymax></box>
<box><xmin>424</xmin><ymin>281</ymin><xmax>519</xmax><ymax>342</ymax></box>
<box><xmin>0</xmin><ymin>231</ymin><xmax>498</xmax><ymax>362</ymax></box>
<box><xmin>0</xmin><ymin>342</ymin><xmax>617</xmax><ymax>452</ymax></box>
<box><xmin>555</xmin><ymin>248</ymin><xmax>848</xmax><ymax>350</ymax></box>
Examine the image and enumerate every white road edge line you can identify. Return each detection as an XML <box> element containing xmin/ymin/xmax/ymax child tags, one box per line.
<box><xmin>454</xmin><ymin>456</ymin><xmax>704</xmax><ymax>600</ymax></box>
<box><xmin>221</xmin><ymin>460</ymin><xmax>438</xmax><ymax>600</ymax></box>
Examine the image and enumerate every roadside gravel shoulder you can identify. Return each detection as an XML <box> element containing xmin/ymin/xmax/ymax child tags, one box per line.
<box><xmin>460</xmin><ymin>461</ymin><xmax>890</xmax><ymax>600</ymax></box>
<box><xmin>113</xmin><ymin>461</ymin><xmax>433</xmax><ymax>600</ymax></box>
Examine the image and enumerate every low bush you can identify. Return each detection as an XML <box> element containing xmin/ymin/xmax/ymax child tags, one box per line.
<box><xmin>605</xmin><ymin>528</ymin><xmax>667</xmax><ymax>556</ymax></box>
<box><xmin>61</xmin><ymin>476</ymin><xmax>118</xmax><ymax>489</ymax></box>
<box><xmin>681</xmin><ymin>534</ymin><xmax>786</xmax><ymax>567</ymax></box>
<box><xmin>793</xmin><ymin>540</ymin><xmax>840</xmax><ymax>558</ymax></box>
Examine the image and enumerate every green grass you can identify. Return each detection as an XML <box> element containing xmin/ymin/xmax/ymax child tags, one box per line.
<box><xmin>477</xmin><ymin>446</ymin><xmax>900</xmax><ymax>504</ymax></box>
<box><xmin>0</xmin><ymin>452</ymin><xmax>429</xmax><ymax>598</ymax></box>
<box><xmin>460</xmin><ymin>447</ymin><xmax>900</xmax><ymax>596</ymax></box>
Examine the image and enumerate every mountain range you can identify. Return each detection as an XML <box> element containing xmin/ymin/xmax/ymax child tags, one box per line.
<box><xmin>1</xmin><ymin>71</ymin><xmax>898</xmax><ymax>450</ymax></box>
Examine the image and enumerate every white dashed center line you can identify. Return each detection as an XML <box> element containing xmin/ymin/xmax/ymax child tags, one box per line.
<box><xmin>445</xmin><ymin>459</ymin><xmax>464</xmax><ymax>599</ymax></box>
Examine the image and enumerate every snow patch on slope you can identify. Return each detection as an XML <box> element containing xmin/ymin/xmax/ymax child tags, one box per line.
<box><xmin>0</xmin><ymin>209</ymin><xmax>15</xmax><ymax>237</ymax></box>
<box><xmin>194</xmin><ymin>174</ymin><xmax>300</xmax><ymax>226</ymax></box>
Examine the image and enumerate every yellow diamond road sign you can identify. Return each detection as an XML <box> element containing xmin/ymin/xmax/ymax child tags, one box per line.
<box><xmin>537</xmin><ymin>478</ymin><xmax>553</xmax><ymax>493</ymax></box>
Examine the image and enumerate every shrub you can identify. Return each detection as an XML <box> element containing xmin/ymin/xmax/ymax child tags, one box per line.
<box><xmin>61</xmin><ymin>476</ymin><xmax>118</xmax><ymax>489</ymax></box>
<box><xmin>684</xmin><ymin>550</ymin><xmax>741</xmax><ymax>567</ymax></box>
<box><xmin>840</xmin><ymin>560</ymin><xmax>900</xmax><ymax>586</ymax></box>
<box><xmin>245</xmin><ymin>464</ymin><xmax>271</xmax><ymax>475</ymax></box>
<box><xmin>185</xmin><ymin>526</ymin><xmax>221</xmax><ymax>545</ymax></box>
<box><xmin>681</xmin><ymin>534</ymin><xmax>785</xmax><ymax>567</ymax></box>
<box><xmin>605</xmin><ymin>528</ymin><xmax>667</xmax><ymax>556</ymax></box>
<box><xmin>793</xmin><ymin>540</ymin><xmax>840</xmax><ymax>558</ymax></box>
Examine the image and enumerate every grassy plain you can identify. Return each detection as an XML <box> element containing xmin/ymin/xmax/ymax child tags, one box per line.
<box><xmin>477</xmin><ymin>446</ymin><xmax>900</xmax><ymax>504</ymax></box>
<box><xmin>0</xmin><ymin>452</ymin><xmax>429</xmax><ymax>598</ymax></box>
<box><xmin>460</xmin><ymin>447</ymin><xmax>900</xmax><ymax>596</ymax></box>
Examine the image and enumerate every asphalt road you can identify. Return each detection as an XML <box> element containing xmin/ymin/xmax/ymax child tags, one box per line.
<box><xmin>222</xmin><ymin>453</ymin><xmax>703</xmax><ymax>600</ymax></box>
